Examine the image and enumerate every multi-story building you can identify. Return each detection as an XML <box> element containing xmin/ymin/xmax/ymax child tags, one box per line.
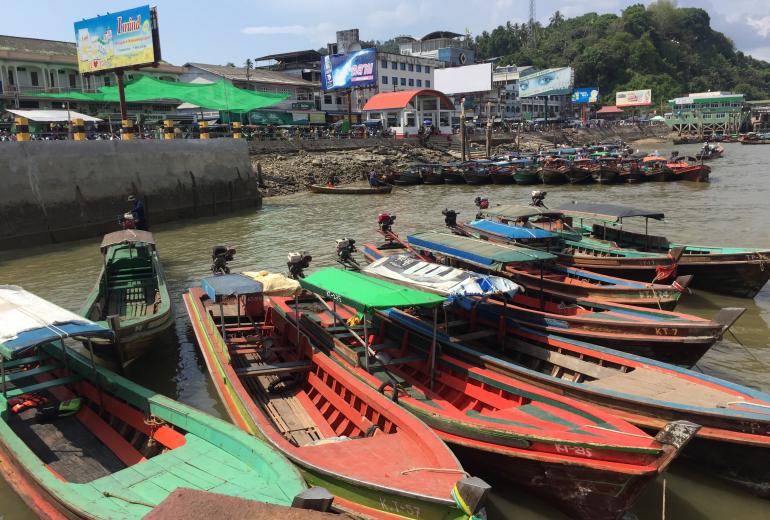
<box><xmin>254</xmin><ymin>50</ymin><xmax>323</xmax><ymax>84</ymax></box>
<box><xmin>398</xmin><ymin>31</ymin><xmax>474</xmax><ymax>66</ymax></box>
<box><xmin>319</xmin><ymin>30</ymin><xmax>444</xmax><ymax>121</ymax></box>
<box><xmin>664</xmin><ymin>91</ymin><xmax>746</xmax><ymax>134</ymax></box>
<box><xmin>491</xmin><ymin>65</ymin><xmax>532</xmax><ymax>121</ymax></box>
<box><xmin>0</xmin><ymin>34</ymin><xmax>183</xmax><ymax>120</ymax></box>
<box><xmin>180</xmin><ymin>63</ymin><xmax>323</xmax><ymax>124</ymax></box>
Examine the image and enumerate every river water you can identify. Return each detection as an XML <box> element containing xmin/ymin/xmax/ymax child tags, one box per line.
<box><xmin>1</xmin><ymin>142</ymin><xmax>769</xmax><ymax>519</ymax></box>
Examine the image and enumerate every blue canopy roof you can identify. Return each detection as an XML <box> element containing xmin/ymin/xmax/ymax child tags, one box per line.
<box><xmin>200</xmin><ymin>274</ymin><xmax>264</xmax><ymax>301</ymax></box>
<box><xmin>467</xmin><ymin>219</ymin><xmax>557</xmax><ymax>240</ymax></box>
<box><xmin>2</xmin><ymin>322</ymin><xmax>112</xmax><ymax>359</ymax></box>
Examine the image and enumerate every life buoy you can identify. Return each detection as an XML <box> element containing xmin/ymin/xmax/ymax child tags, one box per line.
<box><xmin>9</xmin><ymin>393</ymin><xmax>48</xmax><ymax>414</ymax></box>
<box><xmin>458</xmin><ymin>53</ymin><xmax>467</xmax><ymax>65</ymax></box>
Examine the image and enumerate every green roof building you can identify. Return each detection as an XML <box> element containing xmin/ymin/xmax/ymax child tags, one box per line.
<box><xmin>664</xmin><ymin>91</ymin><xmax>746</xmax><ymax>135</ymax></box>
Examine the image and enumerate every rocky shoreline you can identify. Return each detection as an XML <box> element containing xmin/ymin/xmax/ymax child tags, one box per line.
<box><xmin>252</xmin><ymin>126</ymin><xmax>672</xmax><ymax>198</ymax></box>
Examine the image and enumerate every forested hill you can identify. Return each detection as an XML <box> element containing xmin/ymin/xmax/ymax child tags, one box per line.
<box><xmin>472</xmin><ymin>1</ymin><xmax>770</xmax><ymax>104</ymax></box>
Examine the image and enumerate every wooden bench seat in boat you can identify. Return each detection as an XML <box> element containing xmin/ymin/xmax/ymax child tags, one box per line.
<box><xmin>510</xmin><ymin>342</ymin><xmax>619</xmax><ymax>380</ymax></box>
<box><xmin>2</xmin><ymin>354</ymin><xmax>45</xmax><ymax>369</ymax></box>
<box><xmin>451</xmin><ymin>329</ymin><xmax>497</xmax><ymax>342</ymax></box>
<box><xmin>1</xmin><ymin>364</ymin><xmax>57</xmax><ymax>382</ymax></box>
<box><xmin>235</xmin><ymin>360</ymin><xmax>313</xmax><ymax>377</ymax></box>
<box><xmin>6</xmin><ymin>374</ymin><xmax>81</xmax><ymax>398</ymax></box>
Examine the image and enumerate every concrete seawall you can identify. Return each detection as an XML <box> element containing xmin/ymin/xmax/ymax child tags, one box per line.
<box><xmin>0</xmin><ymin>139</ymin><xmax>261</xmax><ymax>250</ymax></box>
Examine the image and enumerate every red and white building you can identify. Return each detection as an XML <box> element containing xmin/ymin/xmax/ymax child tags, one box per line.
<box><xmin>362</xmin><ymin>88</ymin><xmax>454</xmax><ymax>138</ymax></box>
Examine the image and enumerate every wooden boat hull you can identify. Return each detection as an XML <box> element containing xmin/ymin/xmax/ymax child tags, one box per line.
<box><xmin>676</xmin><ymin>259</ymin><xmax>770</xmax><ymax>298</ymax></box>
<box><xmin>462</xmin><ymin>173</ymin><xmax>491</xmax><ymax>185</ymax></box>
<box><xmin>591</xmin><ymin>168</ymin><xmax>619</xmax><ymax>184</ymax></box>
<box><xmin>184</xmin><ymin>289</ymin><xmax>470</xmax><ymax>520</ymax></box>
<box><xmin>393</xmin><ymin>174</ymin><xmax>422</xmax><ymax>186</ymax></box>
<box><xmin>513</xmin><ymin>170</ymin><xmax>540</xmax><ymax>185</ymax></box>
<box><xmin>421</xmin><ymin>174</ymin><xmax>445</xmax><ymax>185</ymax></box>
<box><xmin>644</xmin><ymin>168</ymin><xmax>679</xmax><ymax>182</ymax></box>
<box><xmin>489</xmin><ymin>173</ymin><xmax>515</xmax><ymax>185</ymax></box>
<box><xmin>618</xmin><ymin>171</ymin><xmax>646</xmax><ymax>183</ymax></box>
<box><xmin>539</xmin><ymin>168</ymin><xmax>568</xmax><ymax>184</ymax></box>
<box><xmin>381</xmin><ymin>309</ymin><xmax>770</xmax><ymax>498</ymax></box>
<box><xmin>442</xmin><ymin>172</ymin><xmax>466</xmax><ymax>184</ymax></box>
<box><xmin>309</xmin><ymin>184</ymin><xmax>393</xmax><ymax>194</ymax></box>
<box><xmin>565</xmin><ymin>168</ymin><xmax>593</xmax><ymax>184</ymax></box>
<box><xmin>671</xmin><ymin>166</ymin><xmax>710</xmax><ymax>182</ymax></box>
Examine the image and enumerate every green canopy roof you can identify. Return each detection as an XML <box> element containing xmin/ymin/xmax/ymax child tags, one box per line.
<box><xmin>299</xmin><ymin>268</ymin><xmax>445</xmax><ymax>313</ymax></box>
<box><xmin>33</xmin><ymin>76</ymin><xmax>288</xmax><ymax>113</ymax></box>
<box><xmin>408</xmin><ymin>231</ymin><xmax>555</xmax><ymax>270</ymax></box>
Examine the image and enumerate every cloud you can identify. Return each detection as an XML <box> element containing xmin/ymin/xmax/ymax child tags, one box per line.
<box><xmin>748</xmin><ymin>46</ymin><xmax>770</xmax><ymax>61</ymax></box>
<box><xmin>746</xmin><ymin>15</ymin><xmax>770</xmax><ymax>38</ymax></box>
<box><xmin>366</xmin><ymin>1</ymin><xmax>424</xmax><ymax>30</ymax></box>
<box><xmin>240</xmin><ymin>22</ymin><xmax>334</xmax><ymax>43</ymax></box>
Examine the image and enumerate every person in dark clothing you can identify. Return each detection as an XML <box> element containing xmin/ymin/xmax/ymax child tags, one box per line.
<box><xmin>127</xmin><ymin>195</ymin><xmax>148</xmax><ymax>231</ymax></box>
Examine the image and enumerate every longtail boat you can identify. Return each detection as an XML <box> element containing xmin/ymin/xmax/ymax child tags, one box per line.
<box><xmin>640</xmin><ymin>155</ymin><xmax>678</xmax><ymax>182</ymax></box>
<box><xmin>559</xmin><ymin>202</ymin><xmax>770</xmax><ymax>298</ymax></box>
<box><xmin>591</xmin><ymin>156</ymin><xmax>621</xmax><ymax>184</ymax></box>
<box><xmin>617</xmin><ymin>159</ymin><xmax>646</xmax><ymax>183</ymax></box>
<box><xmin>362</xmin><ymin>253</ymin><xmax>744</xmax><ymax>367</ymax></box>
<box><xmin>80</xmin><ymin>230</ymin><xmax>173</xmax><ymax>367</ymax></box>
<box><xmin>667</xmin><ymin>158</ymin><xmax>710</xmax><ymax>182</ymax></box>
<box><xmin>370</xmin><ymin>223</ymin><xmax>691</xmax><ymax>311</ymax></box>
<box><xmin>309</xmin><ymin>184</ymin><xmax>393</xmax><ymax>195</ymax></box>
<box><xmin>538</xmin><ymin>158</ymin><xmax>570</xmax><ymax>184</ymax></box>
<box><xmin>393</xmin><ymin>168</ymin><xmax>422</xmax><ymax>186</ymax></box>
<box><xmin>418</xmin><ymin>163</ymin><xmax>445</xmax><ymax>185</ymax></box>
<box><xmin>441</xmin><ymin>164</ymin><xmax>466</xmax><ymax>184</ymax></box>
<box><xmin>0</xmin><ymin>286</ymin><xmax>314</xmax><ymax>519</ymax></box>
<box><xmin>284</xmin><ymin>268</ymin><xmax>699</xmax><ymax>520</ymax></box>
<box><xmin>183</xmin><ymin>273</ymin><xmax>488</xmax><ymax>519</ymax></box>
<box><xmin>489</xmin><ymin>162</ymin><xmax>516</xmax><ymax>185</ymax></box>
<box><xmin>513</xmin><ymin>164</ymin><xmax>541</xmax><ymax>185</ymax></box>
<box><xmin>461</xmin><ymin>162</ymin><xmax>492</xmax><ymax>185</ymax></box>
<box><xmin>565</xmin><ymin>158</ymin><xmax>594</xmax><ymax>184</ymax></box>
<box><xmin>479</xmin><ymin>204</ymin><xmax>694</xmax><ymax>285</ymax></box>
<box><xmin>376</xmin><ymin>306</ymin><xmax>770</xmax><ymax>498</ymax></box>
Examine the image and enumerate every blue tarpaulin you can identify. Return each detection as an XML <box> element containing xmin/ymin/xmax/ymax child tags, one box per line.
<box><xmin>201</xmin><ymin>275</ymin><xmax>263</xmax><ymax>302</ymax></box>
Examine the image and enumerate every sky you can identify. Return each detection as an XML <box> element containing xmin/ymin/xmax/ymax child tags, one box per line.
<box><xmin>2</xmin><ymin>0</ymin><xmax>770</xmax><ymax>64</ymax></box>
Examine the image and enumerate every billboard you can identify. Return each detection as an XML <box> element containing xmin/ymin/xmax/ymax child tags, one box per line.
<box><xmin>434</xmin><ymin>63</ymin><xmax>492</xmax><ymax>95</ymax></box>
<box><xmin>571</xmin><ymin>87</ymin><xmax>599</xmax><ymax>104</ymax></box>
<box><xmin>616</xmin><ymin>89</ymin><xmax>652</xmax><ymax>107</ymax></box>
<box><xmin>74</xmin><ymin>5</ymin><xmax>160</xmax><ymax>74</ymax></box>
<box><xmin>519</xmin><ymin>67</ymin><xmax>573</xmax><ymax>98</ymax></box>
<box><xmin>321</xmin><ymin>49</ymin><xmax>376</xmax><ymax>91</ymax></box>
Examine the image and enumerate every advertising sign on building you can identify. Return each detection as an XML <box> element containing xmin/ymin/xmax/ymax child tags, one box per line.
<box><xmin>519</xmin><ymin>67</ymin><xmax>573</xmax><ymax>98</ymax></box>
<box><xmin>616</xmin><ymin>89</ymin><xmax>652</xmax><ymax>107</ymax></box>
<box><xmin>320</xmin><ymin>49</ymin><xmax>376</xmax><ymax>91</ymax></box>
<box><xmin>434</xmin><ymin>63</ymin><xmax>492</xmax><ymax>95</ymax></box>
<box><xmin>571</xmin><ymin>87</ymin><xmax>599</xmax><ymax>104</ymax></box>
<box><xmin>74</xmin><ymin>5</ymin><xmax>160</xmax><ymax>74</ymax></box>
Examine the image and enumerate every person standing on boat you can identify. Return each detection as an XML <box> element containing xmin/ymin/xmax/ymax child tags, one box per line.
<box><xmin>127</xmin><ymin>195</ymin><xmax>148</xmax><ymax>231</ymax></box>
<box><xmin>368</xmin><ymin>170</ymin><xmax>381</xmax><ymax>187</ymax></box>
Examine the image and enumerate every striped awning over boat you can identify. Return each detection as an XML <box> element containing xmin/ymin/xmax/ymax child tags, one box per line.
<box><xmin>407</xmin><ymin>231</ymin><xmax>554</xmax><ymax>270</ymax></box>
<box><xmin>466</xmin><ymin>219</ymin><xmax>558</xmax><ymax>239</ymax></box>
<box><xmin>299</xmin><ymin>268</ymin><xmax>445</xmax><ymax>313</ymax></box>
<box><xmin>363</xmin><ymin>254</ymin><xmax>521</xmax><ymax>299</ymax></box>
<box><xmin>0</xmin><ymin>286</ymin><xmax>112</xmax><ymax>359</ymax></box>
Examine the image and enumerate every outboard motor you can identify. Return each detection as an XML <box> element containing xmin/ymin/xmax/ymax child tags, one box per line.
<box><xmin>287</xmin><ymin>251</ymin><xmax>312</xmax><ymax>280</ymax></box>
<box><xmin>119</xmin><ymin>212</ymin><xmax>136</xmax><ymax>230</ymax></box>
<box><xmin>474</xmin><ymin>197</ymin><xmax>489</xmax><ymax>219</ymax></box>
<box><xmin>531</xmin><ymin>190</ymin><xmax>548</xmax><ymax>208</ymax></box>
<box><xmin>442</xmin><ymin>208</ymin><xmax>459</xmax><ymax>228</ymax></box>
<box><xmin>336</xmin><ymin>238</ymin><xmax>360</xmax><ymax>271</ymax></box>
<box><xmin>377</xmin><ymin>213</ymin><xmax>396</xmax><ymax>234</ymax></box>
<box><xmin>211</xmin><ymin>245</ymin><xmax>236</xmax><ymax>275</ymax></box>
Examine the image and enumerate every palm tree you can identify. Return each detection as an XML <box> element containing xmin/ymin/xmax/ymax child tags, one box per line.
<box><xmin>549</xmin><ymin>10</ymin><xmax>564</xmax><ymax>26</ymax></box>
<box><xmin>244</xmin><ymin>58</ymin><xmax>253</xmax><ymax>82</ymax></box>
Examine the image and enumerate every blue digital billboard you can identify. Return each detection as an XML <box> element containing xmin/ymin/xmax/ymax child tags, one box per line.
<box><xmin>571</xmin><ymin>87</ymin><xmax>599</xmax><ymax>104</ymax></box>
<box><xmin>321</xmin><ymin>49</ymin><xmax>376</xmax><ymax>91</ymax></box>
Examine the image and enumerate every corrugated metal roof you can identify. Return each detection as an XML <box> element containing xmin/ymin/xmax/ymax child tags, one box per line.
<box><xmin>185</xmin><ymin>63</ymin><xmax>317</xmax><ymax>88</ymax></box>
<box><xmin>362</xmin><ymin>89</ymin><xmax>453</xmax><ymax>111</ymax></box>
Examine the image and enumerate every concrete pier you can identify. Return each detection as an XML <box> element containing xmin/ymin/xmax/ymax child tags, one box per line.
<box><xmin>0</xmin><ymin>139</ymin><xmax>261</xmax><ymax>250</ymax></box>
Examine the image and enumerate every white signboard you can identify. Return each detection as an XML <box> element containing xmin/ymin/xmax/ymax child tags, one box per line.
<box><xmin>434</xmin><ymin>63</ymin><xmax>492</xmax><ymax>95</ymax></box>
